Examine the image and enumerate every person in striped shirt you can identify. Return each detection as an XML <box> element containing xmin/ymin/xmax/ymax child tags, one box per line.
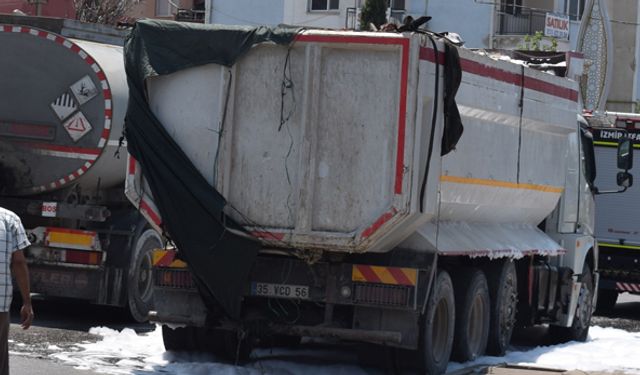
<box><xmin>0</xmin><ymin>207</ymin><xmax>33</xmax><ymax>375</ymax></box>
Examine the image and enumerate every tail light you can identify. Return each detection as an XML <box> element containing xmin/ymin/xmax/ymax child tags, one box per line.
<box><xmin>64</xmin><ymin>250</ymin><xmax>102</xmax><ymax>265</ymax></box>
<box><xmin>154</xmin><ymin>269</ymin><xmax>195</xmax><ymax>289</ymax></box>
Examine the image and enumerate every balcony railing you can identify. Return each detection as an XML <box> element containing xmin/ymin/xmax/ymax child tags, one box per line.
<box><xmin>346</xmin><ymin>7</ymin><xmax>406</xmax><ymax>30</ymax></box>
<box><xmin>175</xmin><ymin>9</ymin><xmax>205</xmax><ymax>23</ymax></box>
<box><xmin>496</xmin><ymin>8</ymin><xmax>546</xmax><ymax>35</ymax></box>
<box><xmin>346</xmin><ymin>7</ymin><xmax>359</xmax><ymax>29</ymax></box>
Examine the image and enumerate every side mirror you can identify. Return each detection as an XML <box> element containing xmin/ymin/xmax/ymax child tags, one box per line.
<box><xmin>617</xmin><ymin>171</ymin><xmax>633</xmax><ymax>188</ymax></box>
<box><xmin>617</xmin><ymin>137</ymin><xmax>633</xmax><ymax>171</ymax></box>
<box><xmin>590</xmin><ymin>129</ymin><xmax>634</xmax><ymax>195</ymax></box>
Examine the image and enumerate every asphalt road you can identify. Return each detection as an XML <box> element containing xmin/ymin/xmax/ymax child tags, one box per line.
<box><xmin>5</xmin><ymin>293</ymin><xmax>640</xmax><ymax>375</ymax></box>
<box><xmin>10</xmin><ymin>356</ymin><xmax>94</xmax><ymax>375</ymax></box>
<box><xmin>592</xmin><ymin>292</ymin><xmax>640</xmax><ymax>331</ymax></box>
<box><xmin>8</xmin><ymin>296</ymin><xmax>153</xmax><ymax>375</ymax></box>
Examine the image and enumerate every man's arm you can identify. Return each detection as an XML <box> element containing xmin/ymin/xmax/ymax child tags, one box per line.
<box><xmin>11</xmin><ymin>250</ymin><xmax>32</xmax><ymax>329</ymax></box>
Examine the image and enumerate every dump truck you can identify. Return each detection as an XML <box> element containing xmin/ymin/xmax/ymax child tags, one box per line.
<box><xmin>591</xmin><ymin>113</ymin><xmax>640</xmax><ymax>312</ymax></box>
<box><xmin>123</xmin><ymin>20</ymin><xmax>632</xmax><ymax>374</ymax></box>
<box><xmin>0</xmin><ymin>15</ymin><xmax>161</xmax><ymax>322</ymax></box>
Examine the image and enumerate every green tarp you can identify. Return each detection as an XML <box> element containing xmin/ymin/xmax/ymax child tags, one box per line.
<box><xmin>124</xmin><ymin>20</ymin><xmax>301</xmax><ymax>319</ymax></box>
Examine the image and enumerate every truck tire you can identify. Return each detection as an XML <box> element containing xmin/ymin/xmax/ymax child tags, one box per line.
<box><xmin>595</xmin><ymin>288</ymin><xmax>618</xmax><ymax>314</ymax></box>
<box><xmin>549</xmin><ymin>264</ymin><xmax>594</xmax><ymax>343</ymax></box>
<box><xmin>419</xmin><ymin>270</ymin><xmax>455</xmax><ymax>375</ymax></box>
<box><xmin>199</xmin><ymin>328</ymin><xmax>252</xmax><ymax>364</ymax></box>
<box><xmin>485</xmin><ymin>260</ymin><xmax>517</xmax><ymax>356</ymax></box>
<box><xmin>162</xmin><ymin>325</ymin><xmax>198</xmax><ymax>351</ymax></box>
<box><xmin>127</xmin><ymin>228</ymin><xmax>162</xmax><ymax>323</ymax></box>
<box><xmin>162</xmin><ymin>325</ymin><xmax>252</xmax><ymax>362</ymax></box>
<box><xmin>451</xmin><ymin>268</ymin><xmax>490</xmax><ymax>362</ymax></box>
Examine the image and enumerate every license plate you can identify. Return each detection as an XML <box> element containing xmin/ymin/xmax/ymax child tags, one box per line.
<box><xmin>252</xmin><ymin>282</ymin><xmax>310</xmax><ymax>300</ymax></box>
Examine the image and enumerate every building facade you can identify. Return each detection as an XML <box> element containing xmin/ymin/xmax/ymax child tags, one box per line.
<box><xmin>1</xmin><ymin>0</ymin><xmax>635</xmax><ymax>111</ymax></box>
<box><xmin>206</xmin><ymin>0</ymin><xmax>426</xmax><ymax>31</ymax></box>
<box><xmin>203</xmin><ymin>0</ymin><xmax>560</xmax><ymax>50</ymax></box>
<box><xmin>0</xmin><ymin>0</ymin><xmax>75</xmax><ymax>18</ymax></box>
<box><xmin>0</xmin><ymin>0</ymin><xmax>204</xmax><ymax>22</ymax></box>
<box><xmin>603</xmin><ymin>0</ymin><xmax>640</xmax><ymax>112</ymax></box>
<box><xmin>487</xmin><ymin>0</ymin><xmax>640</xmax><ymax>113</ymax></box>
<box><xmin>128</xmin><ymin>0</ymin><xmax>203</xmax><ymax>21</ymax></box>
<box><xmin>205</xmin><ymin>0</ymin><xmax>640</xmax><ymax>112</ymax></box>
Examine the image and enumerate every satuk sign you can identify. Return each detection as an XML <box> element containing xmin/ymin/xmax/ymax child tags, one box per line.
<box><xmin>545</xmin><ymin>12</ymin><xmax>570</xmax><ymax>40</ymax></box>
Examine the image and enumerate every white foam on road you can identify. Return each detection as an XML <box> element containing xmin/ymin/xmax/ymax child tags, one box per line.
<box><xmin>51</xmin><ymin>325</ymin><xmax>640</xmax><ymax>374</ymax></box>
<box><xmin>448</xmin><ymin>326</ymin><xmax>640</xmax><ymax>374</ymax></box>
<box><xmin>52</xmin><ymin>326</ymin><xmax>379</xmax><ymax>375</ymax></box>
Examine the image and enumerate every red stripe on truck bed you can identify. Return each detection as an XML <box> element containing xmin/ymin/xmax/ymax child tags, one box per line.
<box><xmin>419</xmin><ymin>47</ymin><xmax>578</xmax><ymax>101</ymax></box>
<box><xmin>361</xmin><ymin>209</ymin><xmax>398</xmax><ymax>239</ymax></box>
<box><xmin>396</xmin><ymin>39</ymin><xmax>409</xmax><ymax>194</ymax></box>
<box><xmin>251</xmin><ymin>231</ymin><xmax>285</xmax><ymax>241</ymax></box>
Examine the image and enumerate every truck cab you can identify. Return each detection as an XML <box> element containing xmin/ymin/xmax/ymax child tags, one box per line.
<box><xmin>591</xmin><ymin>114</ymin><xmax>640</xmax><ymax>311</ymax></box>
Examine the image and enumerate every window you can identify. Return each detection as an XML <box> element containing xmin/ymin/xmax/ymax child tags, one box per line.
<box><xmin>389</xmin><ymin>0</ymin><xmax>405</xmax><ymax>10</ymax></box>
<box><xmin>579</xmin><ymin>126</ymin><xmax>596</xmax><ymax>190</ymax></box>
<box><xmin>357</xmin><ymin>0</ymin><xmax>404</xmax><ymax>9</ymax></box>
<box><xmin>310</xmin><ymin>0</ymin><xmax>339</xmax><ymax>11</ymax></box>
<box><xmin>565</xmin><ymin>0</ymin><xmax>586</xmax><ymax>21</ymax></box>
<box><xmin>502</xmin><ymin>0</ymin><xmax>522</xmax><ymax>15</ymax></box>
<box><xmin>156</xmin><ymin>0</ymin><xmax>176</xmax><ymax>17</ymax></box>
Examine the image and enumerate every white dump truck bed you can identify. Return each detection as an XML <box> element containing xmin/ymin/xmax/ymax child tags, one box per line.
<box><xmin>126</xmin><ymin>29</ymin><xmax>579</xmax><ymax>255</ymax></box>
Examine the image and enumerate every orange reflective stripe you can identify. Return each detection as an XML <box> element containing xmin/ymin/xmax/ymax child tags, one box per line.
<box><xmin>440</xmin><ymin>175</ymin><xmax>564</xmax><ymax>193</ymax></box>
<box><xmin>351</xmin><ymin>265</ymin><xmax>417</xmax><ymax>286</ymax></box>
<box><xmin>47</xmin><ymin>231</ymin><xmax>94</xmax><ymax>247</ymax></box>
<box><xmin>169</xmin><ymin>259</ymin><xmax>187</xmax><ymax>268</ymax></box>
<box><xmin>152</xmin><ymin>250</ymin><xmax>187</xmax><ymax>268</ymax></box>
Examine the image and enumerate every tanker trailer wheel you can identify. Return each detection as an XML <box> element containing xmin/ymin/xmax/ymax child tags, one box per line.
<box><xmin>451</xmin><ymin>268</ymin><xmax>490</xmax><ymax>362</ymax></box>
<box><xmin>485</xmin><ymin>260</ymin><xmax>517</xmax><ymax>356</ymax></box>
<box><xmin>196</xmin><ymin>327</ymin><xmax>252</xmax><ymax>364</ymax></box>
<box><xmin>549</xmin><ymin>264</ymin><xmax>594</xmax><ymax>343</ymax></box>
<box><xmin>418</xmin><ymin>270</ymin><xmax>455</xmax><ymax>375</ymax></box>
<box><xmin>595</xmin><ymin>288</ymin><xmax>618</xmax><ymax>314</ymax></box>
<box><xmin>127</xmin><ymin>228</ymin><xmax>163</xmax><ymax>323</ymax></box>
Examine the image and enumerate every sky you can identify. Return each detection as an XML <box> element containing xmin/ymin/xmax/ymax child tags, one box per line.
<box><xmin>38</xmin><ymin>324</ymin><xmax>640</xmax><ymax>375</ymax></box>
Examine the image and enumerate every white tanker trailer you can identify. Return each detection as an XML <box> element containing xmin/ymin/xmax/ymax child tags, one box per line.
<box><xmin>0</xmin><ymin>15</ymin><xmax>161</xmax><ymax>322</ymax></box>
<box><xmin>124</xmin><ymin>20</ymin><xmax>633</xmax><ymax>373</ymax></box>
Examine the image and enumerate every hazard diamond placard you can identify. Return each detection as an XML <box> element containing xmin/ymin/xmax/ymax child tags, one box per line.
<box><xmin>70</xmin><ymin>75</ymin><xmax>98</xmax><ymax>105</ymax></box>
<box><xmin>63</xmin><ymin>111</ymin><xmax>92</xmax><ymax>142</ymax></box>
<box><xmin>50</xmin><ymin>92</ymin><xmax>78</xmax><ymax>121</ymax></box>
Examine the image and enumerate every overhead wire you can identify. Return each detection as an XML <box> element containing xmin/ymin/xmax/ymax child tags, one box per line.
<box><xmin>212</xmin><ymin>67</ymin><xmax>232</xmax><ymax>184</ymax></box>
<box><xmin>279</xmin><ymin>37</ymin><xmax>299</xmax><ymax>228</ymax></box>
